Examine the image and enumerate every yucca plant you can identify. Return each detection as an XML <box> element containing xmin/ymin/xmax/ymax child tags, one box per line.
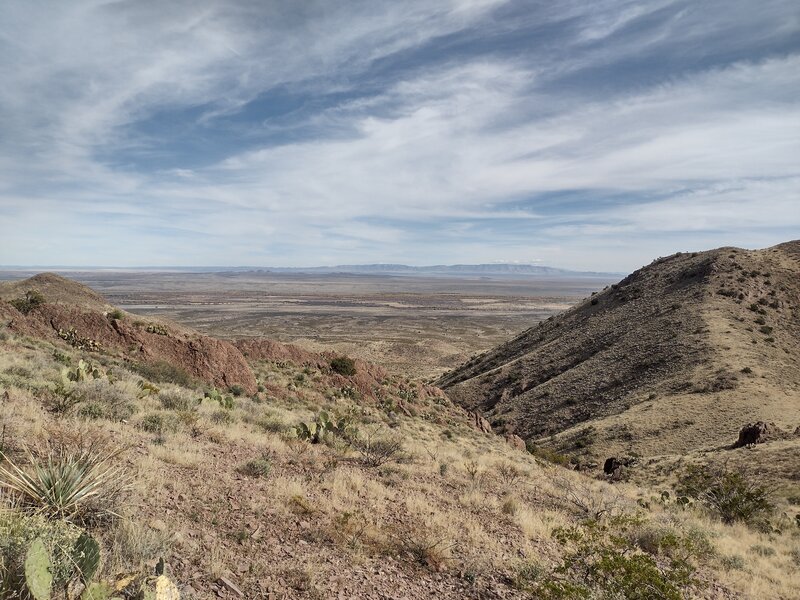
<box><xmin>0</xmin><ymin>447</ymin><xmax>126</xmax><ymax>524</ymax></box>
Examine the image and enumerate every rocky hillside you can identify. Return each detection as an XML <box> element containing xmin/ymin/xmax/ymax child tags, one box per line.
<box><xmin>0</xmin><ymin>274</ymin><xmax>420</xmax><ymax>405</ymax></box>
<box><xmin>438</xmin><ymin>241</ymin><xmax>800</xmax><ymax>458</ymax></box>
<box><xmin>1</xmin><ymin>273</ymin><xmax>799</xmax><ymax>598</ymax></box>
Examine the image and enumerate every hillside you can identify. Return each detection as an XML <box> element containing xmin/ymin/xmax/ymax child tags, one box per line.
<box><xmin>0</xmin><ymin>273</ymin><xmax>798</xmax><ymax>598</ymax></box>
<box><xmin>438</xmin><ymin>242</ymin><xmax>800</xmax><ymax>461</ymax></box>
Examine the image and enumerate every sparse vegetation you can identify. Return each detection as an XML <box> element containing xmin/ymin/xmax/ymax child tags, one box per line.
<box><xmin>8</xmin><ymin>290</ymin><xmax>46</xmax><ymax>315</ymax></box>
<box><xmin>0</xmin><ymin>256</ymin><xmax>798</xmax><ymax>599</ymax></box>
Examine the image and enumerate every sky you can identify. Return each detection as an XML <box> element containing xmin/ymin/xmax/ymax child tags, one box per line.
<box><xmin>0</xmin><ymin>1</ymin><xmax>798</xmax><ymax>272</ymax></box>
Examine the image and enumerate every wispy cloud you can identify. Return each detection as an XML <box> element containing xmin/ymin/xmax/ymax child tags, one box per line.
<box><xmin>0</xmin><ymin>0</ymin><xmax>798</xmax><ymax>269</ymax></box>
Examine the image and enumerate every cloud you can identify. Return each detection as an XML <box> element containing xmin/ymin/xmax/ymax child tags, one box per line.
<box><xmin>0</xmin><ymin>0</ymin><xmax>798</xmax><ymax>270</ymax></box>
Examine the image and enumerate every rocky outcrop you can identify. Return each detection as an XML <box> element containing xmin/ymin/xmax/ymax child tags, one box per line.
<box><xmin>733</xmin><ymin>421</ymin><xmax>780</xmax><ymax>448</ymax></box>
<box><xmin>505</xmin><ymin>433</ymin><xmax>526</xmax><ymax>451</ymax></box>
<box><xmin>469</xmin><ymin>411</ymin><xmax>493</xmax><ymax>434</ymax></box>
<box><xmin>2</xmin><ymin>279</ymin><xmax>257</xmax><ymax>395</ymax></box>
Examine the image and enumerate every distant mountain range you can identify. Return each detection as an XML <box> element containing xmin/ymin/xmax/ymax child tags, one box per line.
<box><xmin>255</xmin><ymin>263</ymin><xmax>620</xmax><ymax>278</ymax></box>
<box><xmin>0</xmin><ymin>264</ymin><xmax>621</xmax><ymax>279</ymax></box>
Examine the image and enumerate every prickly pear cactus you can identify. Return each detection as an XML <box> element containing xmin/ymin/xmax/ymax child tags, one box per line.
<box><xmin>73</xmin><ymin>532</ymin><xmax>101</xmax><ymax>583</ymax></box>
<box><xmin>80</xmin><ymin>581</ymin><xmax>115</xmax><ymax>600</ymax></box>
<box><xmin>24</xmin><ymin>537</ymin><xmax>53</xmax><ymax>600</ymax></box>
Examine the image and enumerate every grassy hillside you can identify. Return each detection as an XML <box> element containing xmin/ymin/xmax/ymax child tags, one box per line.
<box><xmin>438</xmin><ymin>242</ymin><xmax>800</xmax><ymax>472</ymax></box>
<box><xmin>0</xmin><ymin>276</ymin><xmax>798</xmax><ymax>598</ymax></box>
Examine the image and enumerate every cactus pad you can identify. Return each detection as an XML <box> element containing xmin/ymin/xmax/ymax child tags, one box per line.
<box><xmin>73</xmin><ymin>532</ymin><xmax>101</xmax><ymax>582</ymax></box>
<box><xmin>24</xmin><ymin>537</ymin><xmax>53</xmax><ymax>600</ymax></box>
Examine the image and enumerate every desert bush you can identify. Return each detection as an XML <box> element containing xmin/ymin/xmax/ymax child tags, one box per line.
<box><xmin>0</xmin><ymin>446</ymin><xmax>126</xmax><ymax>525</ymax></box>
<box><xmin>77</xmin><ymin>402</ymin><xmax>106</xmax><ymax>420</ymax></box>
<box><xmin>353</xmin><ymin>429</ymin><xmax>403</xmax><ymax>467</ymax></box>
<box><xmin>238</xmin><ymin>454</ymin><xmax>272</xmax><ymax>478</ymax></box>
<box><xmin>202</xmin><ymin>388</ymin><xmax>235</xmax><ymax>410</ymax></box>
<box><xmin>719</xmin><ymin>554</ymin><xmax>746</xmax><ymax>571</ymax></box>
<box><xmin>257</xmin><ymin>415</ymin><xmax>289</xmax><ymax>434</ymax></box>
<box><xmin>209</xmin><ymin>409</ymin><xmax>235</xmax><ymax>426</ymax></box>
<box><xmin>8</xmin><ymin>290</ymin><xmax>45</xmax><ymax>315</ymax></box>
<box><xmin>107</xmin><ymin>518</ymin><xmax>171</xmax><ymax>573</ymax></box>
<box><xmin>107</xmin><ymin>308</ymin><xmax>124</xmax><ymax>321</ymax></box>
<box><xmin>512</xmin><ymin>561</ymin><xmax>545</xmax><ymax>591</ymax></box>
<box><xmin>75</xmin><ymin>379</ymin><xmax>137</xmax><ymax>421</ymax></box>
<box><xmin>330</xmin><ymin>356</ymin><xmax>357</xmax><ymax>376</ymax></box>
<box><xmin>552</xmin><ymin>476</ymin><xmax>622</xmax><ymax>520</ymax></box>
<box><xmin>138</xmin><ymin>412</ymin><xmax>180</xmax><ymax>436</ymax></box>
<box><xmin>57</xmin><ymin>327</ymin><xmax>101</xmax><ymax>352</ymax></box>
<box><xmin>675</xmin><ymin>464</ymin><xmax>773</xmax><ymax>524</ymax></box>
<box><xmin>501</xmin><ymin>495</ymin><xmax>519</xmax><ymax>515</ymax></box>
<box><xmin>526</xmin><ymin>441</ymin><xmax>571</xmax><ymax>467</ymax></box>
<box><xmin>496</xmin><ymin>461</ymin><xmax>523</xmax><ymax>485</ymax></box>
<box><xmin>539</xmin><ymin>516</ymin><xmax>701</xmax><ymax>599</ymax></box>
<box><xmin>131</xmin><ymin>361</ymin><xmax>194</xmax><ymax>387</ymax></box>
<box><xmin>750</xmin><ymin>544</ymin><xmax>775</xmax><ymax>557</ymax></box>
<box><xmin>394</xmin><ymin>528</ymin><xmax>455</xmax><ymax>570</ymax></box>
<box><xmin>157</xmin><ymin>387</ymin><xmax>195</xmax><ymax>411</ymax></box>
<box><xmin>144</xmin><ymin>323</ymin><xmax>168</xmax><ymax>336</ymax></box>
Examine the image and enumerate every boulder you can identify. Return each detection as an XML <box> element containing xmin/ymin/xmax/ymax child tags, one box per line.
<box><xmin>603</xmin><ymin>456</ymin><xmax>637</xmax><ymax>476</ymax></box>
<box><xmin>505</xmin><ymin>433</ymin><xmax>526</xmax><ymax>451</ymax></box>
<box><xmin>470</xmin><ymin>411</ymin><xmax>493</xmax><ymax>434</ymax></box>
<box><xmin>733</xmin><ymin>421</ymin><xmax>778</xmax><ymax>448</ymax></box>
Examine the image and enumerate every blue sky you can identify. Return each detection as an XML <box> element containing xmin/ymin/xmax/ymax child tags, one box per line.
<box><xmin>0</xmin><ymin>0</ymin><xmax>798</xmax><ymax>271</ymax></box>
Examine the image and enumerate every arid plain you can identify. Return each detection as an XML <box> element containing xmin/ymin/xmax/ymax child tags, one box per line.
<box><xmin>0</xmin><ymin>270</ymin><xmax>616</xmax><ymax>379</ymax></box>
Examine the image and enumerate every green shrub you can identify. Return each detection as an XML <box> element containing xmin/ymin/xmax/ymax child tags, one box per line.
<box><xmin>257</xmin><ymin>416</ymin><xmax>289</xmax><ymax>434</ymax></box>
<box><xmin>330</xmin><ymin>356</ymin><xmax>357</xmax><ymax>376</ymax></box>
<box><xmin>76</xmin><ymin>379</ymin><xmax>137</xmax><ymax>421</ymax></box>
<box><xmin>8</xmin><ymin>290</ymin><xmax>45</xmax><ymax>315</ymax></box>
<box><xmin>750</xmin><ymin>544</ymin><xmax>775</xmax><ymax>557</ymax></box>
<box><xmin>157</xmin><ymin>388</ymin><xmax>194</xmax><ymax>411</ymax></box>
<box><xmin>539</xmin><ymin>516</ymin><xmax>701</xmax><ymax>599</ymax></box>
<box><xmin>720</xmin><ymin>554</ymin><xmax>746</xmax><ymax>571</ymax></box>
<box><xmin>526</xmin><ymin>441</ymin><xmax>571</xmax><ymax>467</ymax></box>
<box><xmin>238</xmin><ymin>454</ymin><xmax>272</xmax><ymax>478</ymax></box>
<box><xmin>138</xmin><ymin>412</ymin><xmax>180</xmax><ymax>435</ymax></box>
<box><xmin>107</xmin><ymin>309</ymin><xmax>124</xmax><ymax>321</ymax></box>
<box><xmin>77</xmin><ymin>402</ymin><xmax>106</xmax><ymax>420</ymax></box>
<box><xmin>676</xmin><ymin>464</ymin><xmax>773</xmax><ymax>524</ymax></box>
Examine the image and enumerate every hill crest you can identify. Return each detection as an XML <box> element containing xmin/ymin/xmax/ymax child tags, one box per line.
<box><xmin>438</xmin><ymin>241</ymin><xmax>800</xmax><ymax>457</ymax></box>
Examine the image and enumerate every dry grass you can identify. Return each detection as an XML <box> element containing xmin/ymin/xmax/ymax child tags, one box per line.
<box><xmin>0</xmin><ymin>331</ymin><xmax>797</xmax><ymax>598</ymax></box>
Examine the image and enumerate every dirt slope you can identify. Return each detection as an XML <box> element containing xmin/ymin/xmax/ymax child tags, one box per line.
<box><xmin>438</xmin><ymin>241</ymin><xmax>800</xmax><ymax>457</ymax></box>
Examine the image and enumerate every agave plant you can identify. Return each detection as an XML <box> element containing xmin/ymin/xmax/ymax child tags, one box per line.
<box><xmin>0</xmin><ymin>447</ymin><xmax>126</xmax><ymax>523</ymax></box>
